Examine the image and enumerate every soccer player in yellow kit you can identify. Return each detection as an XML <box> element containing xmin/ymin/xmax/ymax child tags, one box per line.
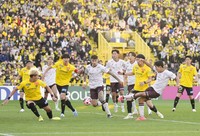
<box><xmin>16</xmin><ymin>60</ymin><xmax>34</xmax><ymax>112</ymax></box>
<box><xmin>44</xmin><ymin>54</ymin><xmax>83</xmax><ymax>117</ymax></box>
<box><xmin>2</xmin><ymin>68</ymin><xmax>60</xmax><ymax>121</ymax></box>
<box><xmin>123</xmin><ymin>54</ymin><xmax>153</xmax><ymax>120</ymax></box>
<box><xmin>172</xmin><ymin>56</ymin><xmax>198</xmax><ymax>112</ymax></box>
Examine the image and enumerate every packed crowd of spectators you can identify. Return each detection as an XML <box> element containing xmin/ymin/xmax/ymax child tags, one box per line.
<box><xmin>0</xmin><ymin>0</ymin><xmax>200</xmax><ymax>86</ymax></box>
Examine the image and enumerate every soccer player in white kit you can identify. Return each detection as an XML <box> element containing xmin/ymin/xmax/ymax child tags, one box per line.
<box><xmin>125</xmin><ymin>60</ymin><xmax>176</xmax><ymax>119</ymax></box>
<box><xmin>83</xmin><ymin>55</ymin><xmax>123</xmax><ymax>118</ymax></box>
<box><xmin>42</xmin><ymin>56</ymin><xmax>60</xmax><ymax>111</ymax></box>
<box><xmin>106</xmin><ymin>49</ymin><xmax>126</xmax><ymax>113</ymax></box>
<box><xmin>123</xmin><ymin>52</ymin><xmax>138</xmax><ymax>119</ymax></box>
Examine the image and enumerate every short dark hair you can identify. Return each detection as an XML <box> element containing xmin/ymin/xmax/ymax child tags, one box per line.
<box><xmin>128</xmin><ymin>52</ymin><xmax>136</xmax><ymax>57</ymax></box>
<box><xmin>112</xmin><ymin>49</ymin><xmax>120</xmax><ymax>54</ymax></box>
<box><xmin>154</xmin><ymin>60</ymin><xmax>164</xmax><ymax>67</ymax></box>
<box><xmin>91</xmin><ymin>55</ymin><xmax>98</xmax><ymax>60</ymax></box>
<box><xmin>136</xmin><ymin>54</ymin><xmax>145</xmax><ymax>59</ymax></box>
<box><xmin>47</xmin><ymin>56</ymin><xmax>53</xmax><ymax>60</ymax></box>
<box><xmin>62</xmin><ymin>54</ymin><xmax>70</xmax><ymax>59</ymax></box>
<box><xmin>25</xmin><ymin>60</ymin><xmax>33</xmax><ymax>64</ymax></box>
<box><xmin>185</xmin><ymin>56</ymin><xmax>192</xmax><ymax>60</ymax></box>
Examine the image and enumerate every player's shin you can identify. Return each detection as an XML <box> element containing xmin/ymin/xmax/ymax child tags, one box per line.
<box><xmin>66</xmin><ymin>100</ymin><xmax>75</xmax><ymax>112</ymax></box>
<box><xmin>19</xmin><ymin>98</ymin><xmax>24</xmax><ymax>109</ymax></box>
<box><xmin>150</xmin><ymin>105</ymin><xmax>157</xmax><ymax>113</ymax></box>
<box><xmin>103</xmin><ymin>102</ymin><xmax>111</xmax><ymax>115</ymax></box>
<box><xmin>29</xmin><ymin>103</ymin><xmax>40</xmax><ymax>117</ymax></box>
<box><xmin>61</xmin><ymin>100</ymin><xmax>66</xmax><ymax>114</ymax></box>
<box><xmin>139</xmin><ymin>103</ymin><xmax>144</xmax><ymax>117</ymax></box>
<box><xmin>46</xmin><ymin>110</ymin><xmax>53</xmax><ymax>119</ymax></box>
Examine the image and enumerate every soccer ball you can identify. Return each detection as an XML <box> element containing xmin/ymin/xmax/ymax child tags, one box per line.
<box><xmin>83</xmin><ymin>97</ymin><xmax>91</xmax><ymax>106</ymax></box>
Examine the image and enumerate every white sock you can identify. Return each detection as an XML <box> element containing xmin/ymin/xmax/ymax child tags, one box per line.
<box><xmin>139</xmin><ymin>106</ymin><xmax>144</xmax><ymax>117</ymax></box>
<box><xmin>121</xmin><ymin>102</ymin><xmax>124</xmax><ymax>109</ymax></box>
<box><xmin>97</xmin><ymin>101</ymin><xmax>102</xmax><ymax>106</ymax></box>
<box><xmin>55</xmin><ymin>100</ymin><xmax>59</xmax><ymax>109</ymax></box>
<box><xmin>114</xmin><ymin>103</ymin><xmax>118</xmax><ymax>107</ymax></box>
<box><xmin>132</xmin><ymin>101</ymin><xmax>137</xmax><ymax>112</ymax></box>
<box><xmin>103</xmin><ymin>103</ymin><xmax>111</xmax><ymax>115</ymax></box>
<box><xmin>147</xmin><ymin>107</ymin><xmax>152</xmax><ymax>113</ymax></box>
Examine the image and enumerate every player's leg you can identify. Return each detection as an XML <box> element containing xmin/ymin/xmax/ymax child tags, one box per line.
<box><xmin>111</xmin><ymin>83</ymin><xmax>118</xmax><ymax>112</ymax></box>
<box><xmin>98</xmin><ymin>87</ymin><xmax>112</xmax><ymax>118</ymax></box>
<box><xmin>119</xmin><ymin>83</ymin><xmax>125</xmax><ymax>113</ymax></box>
<box><xmin>57</xmin><ymin>85</ymin><xmax>66</xmax><ymax>117</ymax></box>
<box><xmin>136</xmin><ymin>97</ymin><xmax>146</xmax><ymax>121</ymax></box>
<box><xmin>26</xmin><ymin>101</ymin><xmax>42</xmax><ymax>121</ymax></box>
<box><xmin>62</xmin><ymin>86</ymin><xmax>77</xmax><ymax>116</ymax></box>
<box><xmin>172</xmin><ymin>86</ymin><xmax>184</xmax><ymax>111</ymax></box>
<box><xmin>90</xmin><ymin>88</ymin><xmax>99</xmax><ymax>107</ymax></box>
<box><xmin>146</xmin><ymin>100</ymin><xmax>164</xmax><ymax>118</ymax></box>
<box><xmin>186</xmin><ymin>87</ymin><xmax>196</xmax><ymax>112</ymax></box>
<box><xmin>124</xmin><ymin>85</ymin><xmax>135</xmax><ymax>119</ymax></box>
<box><xmin>37</xmin><ymin>98</ymin><xmax>61</xmax><ymax>121</ymax></box>
<box><xmin>26</xmin><ymin>101</ymin><xmax>40</xmax><ymax>117</ymax></box>
<box><xmin>106</xmin><ymin>85</ymin><xmax>111</xmax><ymax>103</ymax></box>
<box><xmin>51</xmin><ymin>84</ymin><xmax>60</xmax><ymax>111</ymax></box>
<box><xmin>19</xmin><ymin>90</ymin><xmax>25</xmax><ymax>112</ymax></box>
<box><xmin>124</xmin><ymin>91</ymin><xmax>146</xmax><ymax>100</ymax></box>
<box><xmin>144</xmin><ymin>88</ymin><xmax>163</xmax><ymax>118</ymax></box>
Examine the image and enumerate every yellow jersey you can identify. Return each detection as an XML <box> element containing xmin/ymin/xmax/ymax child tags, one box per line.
<box><xmin>19</xmin><ymin>67</ymin><xmax>31</xmax><ymax>81</ymax></box>
<box><xmin>52</xmin><ymin>60</ymin><xmax>76</xmax><ymax>86</ymax></box>
<box><xmin>103</xmin><ymin>73</ymin><xmax>110</xmax><ymax>85</ymax></box>
<box><xmin>132</xmin><ymin>64</ymin><xmax>153</xmax><ymax>91</ymax></box>
<box><xmin>179</xmin><ymin>64</ymin><xmax>197</xmax><ymax>87</ymax></box>
<box><xmin>17</xmin><ymin>79</ymin><xmax>46</xmax><ymax>101</ymax></box>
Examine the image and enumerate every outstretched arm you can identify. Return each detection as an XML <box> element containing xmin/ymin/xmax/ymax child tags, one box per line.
<box><xmin>141</xmin><ymin>59</ymin><xmax>154</xmax><ymax>70</ymax></box>
<box><xmin>43</xmin><ymin>66</ymin><xmax>53</xmax><ymax>76</ymax></box>
<box><xmin>2</xmin><ymin>88</ymin><xmax>18</xmax><ymax>105</ymax></box>
<box><xmin>107</xmin><ymin>70</ymin><xmax>123</xmax><ymax>84</ymax></box>
<box><xmin>42</xmin><ymin>66</ymin><xmax>52</xmax><ymax>80</ymax></box>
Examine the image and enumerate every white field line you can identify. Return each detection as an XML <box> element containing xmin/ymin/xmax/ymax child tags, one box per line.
<box><xmin>80</xmin><ymin>111</ymin><xmax>200</xmax><ymax>125</ymax></box>
<box><xmin>2</xmin><ymin>131</ymin><xmax>200</xmax><ymax>135</ymax></box>
<box><xmin>0</xmin><ymin>133</ymin><xmax>14</xmax><ymax>136</ymax></box>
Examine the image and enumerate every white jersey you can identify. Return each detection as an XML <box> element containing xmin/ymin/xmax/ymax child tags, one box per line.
<box><xmin>125</xmin><ymin>61</ymin><xmax>137</xmax><ymax>85</ymax></box>
<box><xmin>106</xmin><ymin>59</ymin><xmax>126</xmax><ymax>83</ymax></box>
<box><xmin>42</xmin><ymin>65</ymin><xmax>56</xmax><ymax>86</ymax></box>
<box><xmin>151</xmin><ymin>69</ymin><xmax>176</xmax><ymax>95</ymax></box>
<box><xmin>85</xmin><ymin>64</ymin><xmax>109</xmax><ymax>89</ymax></box>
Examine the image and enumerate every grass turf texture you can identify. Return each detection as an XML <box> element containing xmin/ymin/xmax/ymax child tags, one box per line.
<box><xmin>0</xmin><ymin>100</ymin><xmax>200</xmax><ymax>136</ymax></box>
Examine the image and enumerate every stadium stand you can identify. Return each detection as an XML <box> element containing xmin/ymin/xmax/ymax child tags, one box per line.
<box><xmin>0</xmin><ymin>0</ymin><xmax>199</xmax><ymax>86</ymax></box>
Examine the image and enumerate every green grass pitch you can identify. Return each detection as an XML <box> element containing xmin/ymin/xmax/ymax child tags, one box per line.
<box><xmin>0</xmin><ymin>100</ymin><xmax>200</xmax><ymax>136</ymax></box>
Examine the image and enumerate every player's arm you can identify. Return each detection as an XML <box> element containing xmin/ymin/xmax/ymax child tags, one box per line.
<box><xmin>118</xmin><ymin>70</ymin><xmax>134</xmax><ymax>76</ymax></box>
<box><xmin>141</xmin><ymin>59</ymin><xmax>154</xmax><ymax>70</ymax></box>
<box><xmin>43</xmin><ymin>66</ymin><xmax>53</xmax><ymax>77</ymax></box>
<box><xmin>140</xmin><ymin>76</ymin><xmax>153</xmax><ymax>86</ymax></box>
<box><xmin>145</xmin><ymin>76</ymin><xmax>153</xmax><ymax>84</ymax></box>
<box><xmin>107</xmin><ymin>70</ymin><xmax>123</xmax><ymax>85</ymax></box>
<box><xmin>44</xmin><ymin>85</ymin><xmax>57</xmax><ymax>102</ymax></box>
<box><xmin>2</xmin><ymin>88</ymin><xmax>19</xmax><ymax>105</ymax></box>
